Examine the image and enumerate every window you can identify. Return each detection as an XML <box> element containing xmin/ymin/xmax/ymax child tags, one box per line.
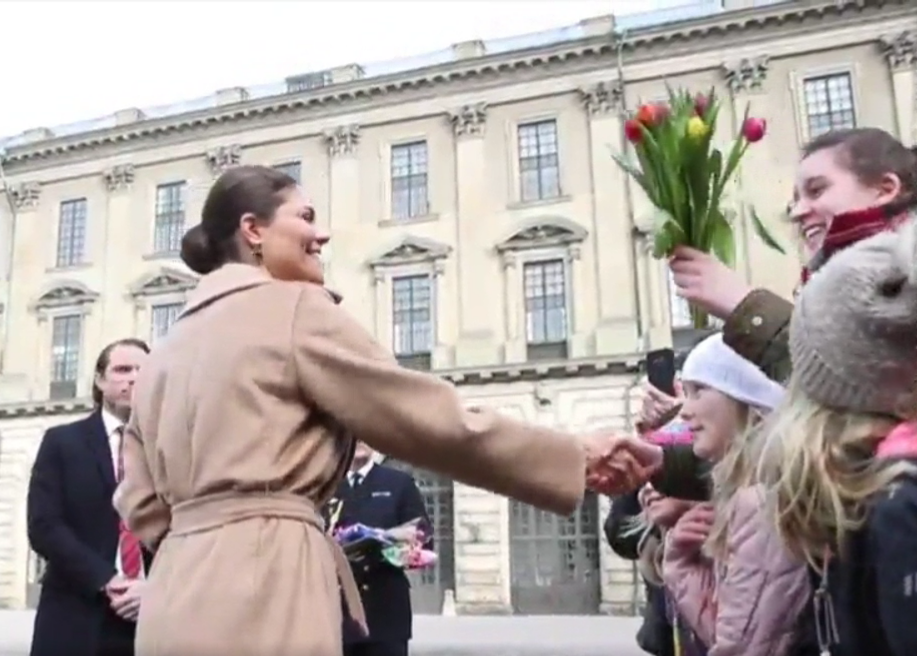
<box><xmin>274</xmin><ymin>161</ymin><xmax>301</xmax><ymax>182</ymax></box>
<box><xmin>392</xmin><ymin>275</ymin><xmax>433</xmax><ymax>369</ymax></box>
<box><xmin>802</xmin><ymin>73</ymin><xmax>856</xmax><ymax>138</ymax></box>
<box><xmin>668</xmin><ymin>270</ymin><xmax>692</xmax><ymax>329</ymax></box>
<box><xmin>50</xmin><ymin>314</ymin><xmax>82</xmax><ymax>399</ymax></box>
<box><xmin>518</xmin><ymin>120</ymin><xmax>560</xmax><ymax>203</ymax></box>
<box><xmin>523</xmin><ymin>259</ymin><xmax>568</xmax><ymax>360</ymax></box>
<box><xmin>151</xmin><ymin>303</ymin><xmax>182</xmax><ymax>344</ymax></box>
<box><xmin>286</xmin><ymin>71</ymin><xmax>333</xmax><ymax>93</ymax></box>
<box><xmin>153</xmin><ymin>182</ymin><xmax>186</xmax><ymax>254</ymax></box>
<box><xmin>56</xmin><ymin>198</ymin><xmax>87</xmax><ymax>268</ymax></box>
<box><xmin>391</xmin><ymin>141</ymin><xmax>429</xmax><ymax>220</ymax></box>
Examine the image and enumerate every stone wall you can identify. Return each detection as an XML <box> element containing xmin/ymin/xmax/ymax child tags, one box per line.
<box><xmin>0</xmin><ymin>373</ymin><xmax>646</xmax><ymax>612</ymax></box>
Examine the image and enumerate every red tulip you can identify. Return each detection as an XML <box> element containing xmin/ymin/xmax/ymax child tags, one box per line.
<box><xmin>636</xmin><ymin>103</ymin><xmax>667</xmax><ymax>127</ymax></box>
<box><xmin>742</xmin><ymin>117</ymin><xmax>767</xmax><ymax>143</ymax></box>
<box><xmin>624</xmin><ymin>119</ymin><xmax>643</xmax><ymax>143</ymax></box>
<box><xmin>693</xmin><ymin>93</ymin><xmax>710</xmax><ymax>117</ymax></box>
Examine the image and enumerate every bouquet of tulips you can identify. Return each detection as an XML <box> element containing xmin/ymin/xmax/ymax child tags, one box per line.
<box><xmin>614</xmin><ymin>88</ymin><xmax>783</xmax><ymax>328</ymax></box>
<box><xmin>333</xmin><ymin>518</ymin><xmax>437</xmax><ymax>571</ymax></box>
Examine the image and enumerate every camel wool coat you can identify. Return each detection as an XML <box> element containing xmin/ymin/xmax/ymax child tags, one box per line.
<box><xmin>114</xmin><ymin>263</ymin><xmax>588</xmax><ymax>656</ymax></box>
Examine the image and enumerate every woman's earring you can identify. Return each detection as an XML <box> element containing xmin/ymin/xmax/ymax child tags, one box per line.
<box><xmin>251</xmin><ymin>243</ymin><xmax>263</xmax><ymax>263</ymax></box>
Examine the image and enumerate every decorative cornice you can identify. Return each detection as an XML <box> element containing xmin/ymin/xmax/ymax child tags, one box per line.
<box><xmin>449</xmin><ymin>103</ymin><xmax>487</xmax><ymax>137</ymax></box>
<box><xmin>0</xmin><ymin>0</ymin><xmax>909</xmax><ymax>165</ymax></box>
<box><xmin>129</xmin><ymin>267</ymin><xmax>198</xmax><ymax>298</ymax></box>
<box><xmin>102</xmin><ymin>164</ymin><xmax>135</xmax><ymax>192</ymax></box>
<box><xmin>31</xmin><ymin>281</ymin><xmax>99</xmax><ymax>315</ymax></box>
<box><xmin>206</xmin><ymin>144</ymin><xmax>242</xmax><ymax>176</ymax></box>
<box><xmin>722</xmin><ymin>55</ymin><xmax>769</xmax><ymax>93</ymax></box>
<box><xmin>0</xmin><ymin>398</ymin><xmax>94</xmax><ymax>419</ymax></box>
<box><xmin>7</xmin><ymin>181</ymin><xmax>41</xmax><ymax>210</ymax></box>
<box><xmin>578</xmin><ymin>80</ymin><xmax>623</xmax><ymax>116</ymax></box>
<box><xmin>879</xmin><ymin>30</ymin><xmax>916</xmax><ymax>70</ymax></box>
<box><xmin>323</xmin><ymin>125</ymin><xmax>360</xmax><ymax>157</ymax></box>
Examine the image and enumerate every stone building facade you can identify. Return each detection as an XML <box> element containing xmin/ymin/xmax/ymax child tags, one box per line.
<box><xmin>0</xmin><ymin>0</ymin><xmax>913</xmax><ymax>613</ymax></box>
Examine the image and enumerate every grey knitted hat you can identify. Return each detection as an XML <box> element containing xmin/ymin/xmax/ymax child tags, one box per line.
<box><xmin>790</xmin><ymin>216</ymin><xmax>917</xmax><ymax>417</ymax></box>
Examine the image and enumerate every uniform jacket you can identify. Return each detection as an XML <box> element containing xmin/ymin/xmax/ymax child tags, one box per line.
<box><xmin>27</xmin><ymin>411</ymin><xmax>154</xmax><ymax>656</ymax></box>
<box><xmin>332</xmin><ymin>463</ymin><xmax>430</xmax><ymax>644</ymax></box>
<box><xmin>663</xmin><ymin>485</ymin><xmax>811</xmax><ymax>656</ymax></box>
<box><xmin>114</xmin><ymin>263</ymin><xmax>588</xmax><ymax>656</ymax></box>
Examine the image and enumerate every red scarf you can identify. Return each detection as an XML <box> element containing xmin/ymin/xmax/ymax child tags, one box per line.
<box><xmin>800</xmin><ymin>198</ymin><xmax>914</xmax><ymax>285</ymax></box>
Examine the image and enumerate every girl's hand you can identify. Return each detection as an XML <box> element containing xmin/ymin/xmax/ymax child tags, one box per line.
<box><xmin>669</xmin><ymin>246</ymin><xmax>753</xmax><ymax>319</ymax></box>
<box><xmin>669</xmin><ymin>502</ymin><xmax>716</xmax><ymax>553</ymax></box>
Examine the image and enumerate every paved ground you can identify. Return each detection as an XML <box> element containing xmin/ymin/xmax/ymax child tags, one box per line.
<box><xmin>0</xmin><ymin>611</ymin><xmax>644</xmax><ymax>656</ymax></box>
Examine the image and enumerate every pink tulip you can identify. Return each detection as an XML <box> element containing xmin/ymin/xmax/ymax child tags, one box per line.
<box><xmin>742</xmin><ymin>117</ymin><xmax>767</xmax><ymax>143</ymax></box>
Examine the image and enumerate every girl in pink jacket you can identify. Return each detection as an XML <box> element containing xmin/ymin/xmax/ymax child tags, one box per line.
<box><xmin>662</xmin><ymin>334</ymin><xmax>813</xmax><ymax>656</ymax></box>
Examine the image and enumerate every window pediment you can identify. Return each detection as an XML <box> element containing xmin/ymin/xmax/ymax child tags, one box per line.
<box><xmin>129</xmin><ymin>267</ymin><xmax>198</xmax><ymax>298</ymax></box>
<box><xmin>32</xmin><ymin>280</ymin><xmax>99</xmax><ymax>311</ymax></box>
<box><xmin>367</xmin><ymin>235</ymin><xmax>452</xmax><ymax>269</ymax></box>
<box><xmin>496</xmin><ymin>217</ymin><xmax>587</xmax><ymax>254</ymax></box>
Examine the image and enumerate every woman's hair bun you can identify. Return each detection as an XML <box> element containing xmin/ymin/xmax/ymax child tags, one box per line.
<box><xmin>180</xmin><ymin>224</ymin><xmax>218</xmax><ymax>275</ymax></box>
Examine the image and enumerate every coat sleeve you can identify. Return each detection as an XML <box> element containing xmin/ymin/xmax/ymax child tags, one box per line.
<box><xmin>722</xmin><ymin>289</ymin><xmax>793</xmax><ymax>383</ymax></box>
<box><xmin>707</xmin><ymin>488</ymin><xmax>811</xmax><ymax>656</ymax></box>
<box><xmin>604</xmin><ymin>491</ymin><xmax>646</xmax><ymax>561</ymax></box>
<box><xmin>650</xmin><ymin>444</ymin><xmax>711</xmax><ymax>501</ymax></box>
<box><xmin>113</xmin><ymin>414</ymin><xmax>171</xmax><ymax>548</ymax></box>
<box><xmin>662</xmin><ymin>522</ymin><xmax>717</xmax><ymax>646</ymax></box>
<box><xmin>291</xmin><ymin>285</ymin><xmax>586</xmax><ymax>515</ymax></box>
<box><xmin>868</xmin><ymin>480</ymin><xmax>917</xmax><ymax>656</ymax></box>
<box><xmin>27</xmin><ymin>429</ymin><xmax>115</xmax><ymax>598</ymax></box>
<box><xmin>397</xmin><ymin>474</ymin><xmax>433</xmax><ymax>547</ymax></box>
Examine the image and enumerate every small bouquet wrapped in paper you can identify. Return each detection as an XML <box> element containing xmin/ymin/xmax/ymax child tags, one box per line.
<box><xmin>613</xmin><ymin>88</ymin><xmax>784</xmax><ymax>328</ymax></box>
<box><xmin>333</xmin><ymin>518</ymin><xmax>437</xmax><ymax>571</ymax></box>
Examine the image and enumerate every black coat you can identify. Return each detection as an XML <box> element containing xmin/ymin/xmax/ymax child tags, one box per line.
<box><xmin>823</xmin><ymin>467</ymin><xmax>917</xmax><ymax>656</ymax></box>
<box><xmin>604</xmin><ymin>492</ymin><xmax>675</xmax><ymax>656</ymax></box>
<box><xmin>332</xmin><ymin>464</ymin><xmax>430</xmax><ymax>644</ymax></box>
<box><xmin>26</xmin><ymin>411</ymin><xmax>154</xmax><ymax>656</ymax></box>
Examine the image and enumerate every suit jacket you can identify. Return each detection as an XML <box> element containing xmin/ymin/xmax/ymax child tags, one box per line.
<box><xmin>113</xmin><ymin>263</ymin><xmax>587</xmax><ymax>656</ymax></box>
<box><xmin>26</xmin><ymin>411</ymin><xmax>154</xmax><ymax>656</ymax></box>
<box><xmin>333</xmin><ymin>464</ymin><xmax>430</xmax><ymax>644</ymax></box>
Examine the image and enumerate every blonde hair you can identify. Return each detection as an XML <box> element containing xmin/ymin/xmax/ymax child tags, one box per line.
<box><xmin>705</xmin><ymin>404</ymin><xmax>762</xmax><ymax>558</ymax></box>
<box><xmin>755</xmin><ymin>377</ymin><xmax>914</xmax><ymax>570</ymax></box>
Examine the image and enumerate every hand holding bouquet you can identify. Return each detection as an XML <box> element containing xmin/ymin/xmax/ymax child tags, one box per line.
<box><xmin>334</xmin><ymin>519</ymin><xmax>437</xmax><ymax>571</ymax></box>
<box><xmin>614</xmin><ymin>88</ymin><xmax>783</xmax><ymax>328</ymax></box>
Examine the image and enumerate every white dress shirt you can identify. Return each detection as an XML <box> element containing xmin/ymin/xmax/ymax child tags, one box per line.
<box><xmin>348</xmin><ymin>460</ymin><xmax>374</xmax><ymax>487</ymax></box>
<box><xmin>102</xmin><ymin>410</ymin><xmax>146</xmax><ymax>579</ymax></box>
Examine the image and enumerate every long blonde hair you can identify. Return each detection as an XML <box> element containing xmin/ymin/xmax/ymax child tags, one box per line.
<box><xmin>705</xmin><ymin>405</ymin><xmax>761</xmax><ymax>558</ymax></box>
<box><xmin>755</xmin><ymin>377</ymin><xmax>913</xmax><ymax>570</ymax></box>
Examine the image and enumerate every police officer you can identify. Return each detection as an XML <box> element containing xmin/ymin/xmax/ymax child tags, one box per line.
<box><xmin>331</xmin><ymin>442</ymin><xmax>431</xmax><ymax>656</ymax></box>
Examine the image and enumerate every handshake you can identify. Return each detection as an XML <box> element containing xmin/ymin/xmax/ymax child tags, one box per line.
<box><xmin>582</xmin><ymin>432</ymin><xmax>664</xmax><ymax>496</ymax></box>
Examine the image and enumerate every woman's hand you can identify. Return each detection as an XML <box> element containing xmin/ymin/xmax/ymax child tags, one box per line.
<box><xmin>669</xmin><ymin>502</ymin><xmax>715</xmax><ymax>553</ymax></box>
<box><xmin>583</xmin><ymin>433</ymin><xmax>663</xmax><ymax>496</ymax></box>
<box><xmin>637</xmin><ymin>382</ymin><xmax>683</xmax><ymax>434</ymax></box>
<box><xmin>669</xmin><ymin>246</ymin><xmax>753</xmax><ymax>320</ymax></box>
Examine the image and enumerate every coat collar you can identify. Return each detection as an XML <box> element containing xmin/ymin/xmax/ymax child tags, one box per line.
<box><xmin>180</xmin><ymin>263</ymin><xmax>343</xmax><ymax>319</ymax></box>
<box><xmin>83</xmin><ymin>409</ymin><xmax>117</xmax><ymax>491</ymax></box>
<box><xmin>180</xmin><ymin>264</ymin><xmax>272</xmax><ymax>319</ymax></box>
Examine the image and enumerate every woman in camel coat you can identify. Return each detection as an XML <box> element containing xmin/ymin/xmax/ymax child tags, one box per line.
<box><xmin>114</xmin><ymin>166</ymin><xmax>649</xmax><ymax>656</ymax></box>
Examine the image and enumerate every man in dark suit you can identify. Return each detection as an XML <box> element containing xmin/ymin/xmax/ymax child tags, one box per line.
<box><xmin>331</xmin><ymin>441</ymin><xmax>431</xmax><ymax>656</ymax></box>
<box><xmin>27</xmin><ymin>338</ymin><xmax>153</xmax><ymax>656</ymax></box>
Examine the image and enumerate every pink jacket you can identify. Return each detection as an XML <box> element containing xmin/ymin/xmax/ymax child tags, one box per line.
<box><xmin>662</xmin><ymin>485</ymin><xmax>811</xmax><ymax>656</ymax></box>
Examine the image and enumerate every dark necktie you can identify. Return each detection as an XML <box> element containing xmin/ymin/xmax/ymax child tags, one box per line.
<box><xmin>350</xmin><ymin>473</ymin><xmax>363</xmax><ymax>489</ymax></box>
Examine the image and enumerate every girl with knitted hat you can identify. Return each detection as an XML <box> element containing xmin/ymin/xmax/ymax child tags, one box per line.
<box><xmin>757</xmin><ymin>218</ymin><xmax>917</xmax><ymax>656</ymax></box>
<box><xmin>661</xmin><ymin>333</ymin><xmax>816</xmax><ymax>656</ymax></box>
<box><xmin>644</xmin><ymin>129</ymin><xmax>917</xmax><ymax>506</ymax></box>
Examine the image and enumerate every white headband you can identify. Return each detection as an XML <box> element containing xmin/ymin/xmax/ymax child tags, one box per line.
<box><xmin>681</xmin><ymin>333</ymin><xmax>784</xmax><ymax>411</ymax></box>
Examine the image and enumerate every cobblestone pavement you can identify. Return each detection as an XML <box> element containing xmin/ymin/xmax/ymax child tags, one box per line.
<box><xmin>0</xmin><ymin>611</ymin><xmax>644</xmax><ymax>656</ymax></box>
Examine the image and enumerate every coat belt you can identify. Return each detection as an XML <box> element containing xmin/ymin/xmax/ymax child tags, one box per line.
<box><xmin>169</xmin><ymin>490</ymin><xmax>367</xmax><ymax>636</ymax></box>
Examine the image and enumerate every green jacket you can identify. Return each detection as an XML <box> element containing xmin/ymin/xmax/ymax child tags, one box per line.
<box><xmin>651</xmin><ymin>288</ymin><xmax>793</xmax><ymax>499</ymax></box>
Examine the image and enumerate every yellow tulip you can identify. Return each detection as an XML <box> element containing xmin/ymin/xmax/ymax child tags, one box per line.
<box><xmin>686</xmin><ymin>116</ymin><xmax>709</xmax><ymax>139</ymax></box>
